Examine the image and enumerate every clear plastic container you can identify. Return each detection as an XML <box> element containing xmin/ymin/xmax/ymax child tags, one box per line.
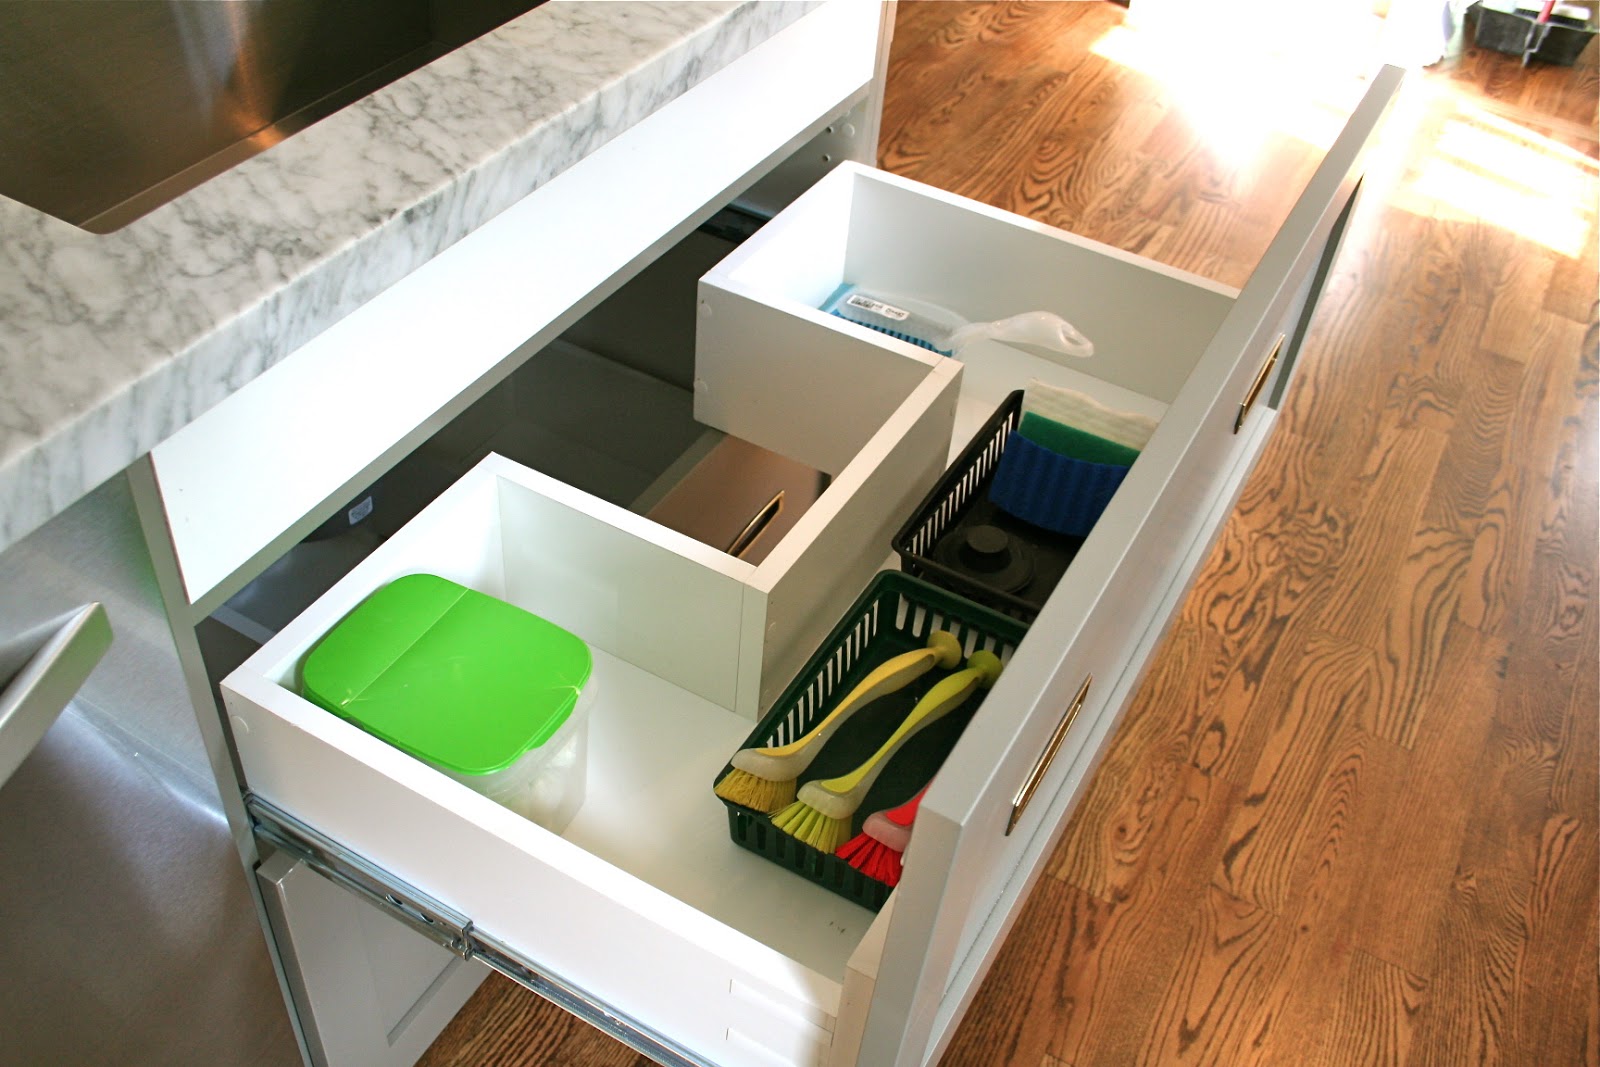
<box><xmin>440</xmin><ymin>676</ymin><xmax>595</xmax><ymax>833</ymax></box>
<box><xmin>300</xmin><ymin>573</ymin><xmax>595</xmax><ymax>834</ymax></box>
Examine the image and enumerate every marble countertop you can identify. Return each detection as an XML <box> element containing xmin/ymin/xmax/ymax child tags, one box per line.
<box><xmin>0</xmin><ymin>0</ymin><xmax>814</xmax><ymax>555</ymax></box>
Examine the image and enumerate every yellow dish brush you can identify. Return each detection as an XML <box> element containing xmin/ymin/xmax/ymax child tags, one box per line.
<box><xmin>713</xmin><ymin>630</ymin><xmax>962</xmax><ymax>813</ymax></box>
<box><xmin>772</xmin><ymin>649</ymin><xmax>1003</xmax><ymax>854</ymax></box>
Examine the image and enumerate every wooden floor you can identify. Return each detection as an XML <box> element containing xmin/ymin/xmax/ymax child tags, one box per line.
<box><xmin>419</xmin><ymin>4</ymin><xmax>1599</xmax><ymax>1065</ymax></box>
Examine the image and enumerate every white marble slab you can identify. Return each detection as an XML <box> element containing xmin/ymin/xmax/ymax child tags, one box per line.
<box><xmin>0</xmin><ymin>0</ymin><xmax>816</xmax><ymax>554</ymax></box>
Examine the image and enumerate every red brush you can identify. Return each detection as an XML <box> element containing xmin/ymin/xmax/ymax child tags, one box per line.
<box><xmin>835</xmin><ymin>785</ymin><xmax>927</xmax><ymax>886</ymax></box>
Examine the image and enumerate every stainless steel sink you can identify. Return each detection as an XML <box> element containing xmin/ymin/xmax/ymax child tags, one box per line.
<box><xmin>0</xmin><ymin>0</ymin><xmax>543</xmax><ymax>233</ymax></box>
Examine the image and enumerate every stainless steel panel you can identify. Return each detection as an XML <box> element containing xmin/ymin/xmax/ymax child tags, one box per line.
<box><xmin>0</xmin><ymin>706</ymin><xmax>300</xmax><ymax>1066</ymax></box>
<box><xmin>0</xmin><ymin>602</ymin><xmax>111</xmax><ymax>789</ymax></box>
<box><xmin>0</xmin><ymin>475</ymin><xmax>300</xmax><ymax>1066</ymax></box>
<box><xmin>256</xmin><ymin>851</ymin><xmax>485</xmax><ymax>1067</ymax></box>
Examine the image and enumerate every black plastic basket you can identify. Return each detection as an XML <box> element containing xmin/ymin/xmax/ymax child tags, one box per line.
<box><xmin>713</xmin><ymin>571</ymin><xmax>1029</xmax><ymax>911</ymax></box>
<box><xmin>1474</xmin><ymin>2</ymin><xmax>1597</xmax><ymax>64</ymax></box>
<box><xmin>892</xmin><ymin>390</ymin><xmax>1089</xmax><ymax>622</ymax></box>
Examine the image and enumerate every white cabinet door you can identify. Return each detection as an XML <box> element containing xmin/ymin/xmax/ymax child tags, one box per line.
<box><xmin>256</xmin><ymin>853</ymin><xmax>487</xmax><ymax>1067</ymax></box>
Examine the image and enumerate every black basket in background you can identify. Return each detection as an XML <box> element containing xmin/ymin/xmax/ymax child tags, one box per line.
<box><xmin>1473</xmin><ymin>1</ymin><xmax>1597</xmax><ymax>65</ymax></box>
<box><xmin>713</xmin><ymin>571</ymin><xmax>1029</xmax><ymax>911</ymax></box>
<box><xmin>892</xmin><ymin>390</ymin><xmax>1086</xmax><ymax>622</ymax></box>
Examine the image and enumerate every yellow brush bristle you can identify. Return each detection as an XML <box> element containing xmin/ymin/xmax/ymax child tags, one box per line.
<box><xmin>771</xmin><ymin>801</ymin><xmax>850</xmax><ymax>854</ymax></box>
<box><xmin>713</xmin><ymin>769</ymin><xmax>797</xmax><ymax>814</ymax></box>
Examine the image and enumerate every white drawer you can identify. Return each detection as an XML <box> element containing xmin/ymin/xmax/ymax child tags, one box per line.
<box><xmin>221</xmin><ymin>65</ymin><xmax>1403</xmax><ymax>1067</ymax></box>
<box><xmin>224</xmin><ymin>453</ymin><xmax>905</xmax><ymax>1067</ymax></box>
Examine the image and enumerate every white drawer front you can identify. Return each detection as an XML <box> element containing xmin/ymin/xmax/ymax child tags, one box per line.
<box><xmin>230</xmin><ymin>656</ymin><xmax>861</xmax><ymax>1067</ymax></box>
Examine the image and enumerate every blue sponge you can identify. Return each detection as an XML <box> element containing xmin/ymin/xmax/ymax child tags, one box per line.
<box><xmin>988</xmin><ymin>432</ymin><xmax>1130</xmax><ymax>537</ymax></box>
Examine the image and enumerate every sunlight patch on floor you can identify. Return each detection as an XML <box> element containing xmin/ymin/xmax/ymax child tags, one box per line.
<box><xmin>1088</xmin><ymin>9</ymin><xmax>1380</xmax><ymax>162</ymax></box>
<box><xmin>1093</xmin><ymin>11</ymin><xmax>1596</xmax><ymax>261</ymax></box>
<box><xmin>1389</xmin><ymin>83</ymin><xmax>1598</xmax><ymax>258</ymax></box>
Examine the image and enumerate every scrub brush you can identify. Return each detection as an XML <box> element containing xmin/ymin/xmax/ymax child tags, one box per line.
<box><xmin>823</xmin><ymin>285</ymin><xmax>1094</xmax><ymax>362</ymax></box>
<box><xmin>772</xmin><ymin>650</ymin><xmax>1003</xmax><ymax>853</ymax></box>
<box><xmin>835</xmin><ymin>783</ymin><xmax>928</xmax><ymax>886</ymax></box>
<box><xmin>713</xmin><ymin>630</ymin><xmax>962</xmax><ymax>813</ymax></box>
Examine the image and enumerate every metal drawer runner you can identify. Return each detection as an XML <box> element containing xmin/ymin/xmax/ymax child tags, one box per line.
<box><xmin>247</xmin><ymin>794</ymin><xmax>713</xmax><ymax>1067</ymax></box>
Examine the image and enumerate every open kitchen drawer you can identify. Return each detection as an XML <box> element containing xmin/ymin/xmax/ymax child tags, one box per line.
<box><xmin>218</xmin><ymin>65</ymin><xmax>1403</xmax><ymax>1067</ymax></box>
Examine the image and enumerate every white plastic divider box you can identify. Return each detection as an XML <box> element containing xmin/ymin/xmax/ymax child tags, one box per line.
<box><xmin>220</xmin><ymin>66</ymin><xmax>1403</xmax><ymax>1067</ymax></box>
<box><xmin>695</xmin><ymin>160</ymin><xmax>1241</xmax><ymax>462</ymax></box>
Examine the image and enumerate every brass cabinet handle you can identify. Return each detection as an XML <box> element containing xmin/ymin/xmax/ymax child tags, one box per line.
<box><xmin>1007</xmin><ymin>674</ymin><xmax>1092</xmax><ymax>836</ymax></box>
<box><xmin>1235</xmin><ymin>333</ymin><xmax>1285</xmax><ymax>434</ymax></box>
<box><xmin>727</xmin><ymin>490</ymin><xmax>785</xmax><ymax>559</ymax></box>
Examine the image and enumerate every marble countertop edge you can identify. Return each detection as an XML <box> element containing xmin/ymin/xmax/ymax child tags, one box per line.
<box><xmin>0</xmin><ymin>1</ymin><xmax>816</xmax><ymax>556</ymax></box>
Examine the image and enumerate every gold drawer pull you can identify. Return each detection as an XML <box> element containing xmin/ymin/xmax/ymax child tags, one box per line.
<box><xmin>1235</xmin><ymin>333</ymin><xmax>1285</xmax><ymax>434</ymax></box>
<box><xmin>1007</xmin><ymin>674</ymin><xmax>1092</xmax><ymax>836</ymax></box>
<box><xmin>727</xmin><ymin>491</ymin><xmax>785</xmax><ymax>559</ymax></box>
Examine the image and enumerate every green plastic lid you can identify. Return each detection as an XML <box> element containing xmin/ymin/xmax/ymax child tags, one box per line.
<box><xmin>300</xmin><ymin>574</ymin><xmax>593</xmax><ymax>776</ymax></box>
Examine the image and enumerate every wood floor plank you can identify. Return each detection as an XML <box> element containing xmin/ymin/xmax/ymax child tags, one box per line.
<box><xmin>1278</xmin><ymin>263</ymin><xmax>1419</xmax><ymax>480</ymax></box>
<box><xmin>1227</xmin><ymin>711</ymin><xmax>1416</xmax><ymax>1067</ymax></box>
<box><xmin>1364</xmin><ymin>524</ymin><xmax>1480</xmax><ymax>749</ymax></box>
<box><xmin>1550</xmin><ymin>515</ymin><xmax>1598</xmax><ymax>820</ymax></box>
<box><xmin>1163</xmin><ymin>424</ymin><xmax>1363</xmax><ymax>786</ymax></box>
<box><xmin>1342</xmin><ymin>622</ymin><xmax>1510</xmax><ymax>977</ymax></box>
<box><xmin>1516</xmin><ymin>807</ymin><xmax>1599</xmax><ymax>1067</ymax></box>
<box><xmin>1542</xmin><ymin>217</ymin><xmax>1599</xmax><ymax>321</ymax></box>
<box><xmin>416</xmin><ymin>977</ymin><xmax>652</xmax><ymax>1067</ymax></box>
<box><xmin>935</xmin><ymin>876</ymin><xmax>1081</xmax><ymax>1067</ymax></box>
<box><xmin>1408</xmin><ymin>596</ymin><xmax>1592</xmax><ymax>1064</ymax></box>
<box><xmin>1479</xmin><ymin>252</ymin><xmax>1557</xmax><ymax>363</ymax></box>
<box><xmin>1379</xmin><ymin>300</ymin><xmax>1492</xmax><ymax>437</ymax></box>
<box><xmin>1443</xmin><ymin>346</ymin><xmax>1531</xmax><ymax>630</ymax></box>
<box><xmin>1212</xmin><ymin>630</ymin><xmax>1381</xmax><ymax>914</ymax></box>
<box><xmin>1409</xmin><ymin>860</ymin><xmax>1534</xmax><ymax>1067</ymax></box>
<box><xmin>1051</xmin><ymin>623</ymin><xmax>1228</xmax><ymax>903</ymax></box>
<box><xmin>1309</xmin><ymin>422</ymin><xmax>1452</xmax><ymax>655</ymax></box>
<box><xmin>1314</xmin><ymin>951</ymin><xmax>1431</xmax><ymax>1067</ymax></box>
<box><xmin>1501</xmin><ymin>338</ymin><xmax>1598</xmax><ymax>655</ymax></box>
<box><xmin>1050</xmin><ymin>764</ymin><xmax>1244</xmax><ymax>1067</ymax></box>
<box><xmin>1458</xmin><ymin>315</ymin><xmax>1594</xmax><ymax>633</ymax></box>
<box><xmin>1135</xmin><ymin>881</ymin><xmax>1281</xmax><ymax>1066</ymax></box>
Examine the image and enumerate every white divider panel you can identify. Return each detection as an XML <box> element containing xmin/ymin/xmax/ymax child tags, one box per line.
<box><xmin>148</xmin><ymin>0</ymin><xmax>882</xmax><ymax>609</ymax></box>
<box><xmin>492</xmin><ymin>459</ymin><xmax>752</xmax><ymax>712</ymax></box>
<box><xmin>746</xmin><ymin>365</ymin><xmax>961</xmax><ymax>713</ymax></box>
<box><xmin>695</xmin><ymin>288</ymin><xmax>944</xmax><ymax>478</ymax></box>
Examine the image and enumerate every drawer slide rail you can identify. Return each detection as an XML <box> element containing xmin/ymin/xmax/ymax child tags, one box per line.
<box><xmin>247</xmin><ymin>794</ymin><xmax>713</xmax><ymax>1067</ymax></box>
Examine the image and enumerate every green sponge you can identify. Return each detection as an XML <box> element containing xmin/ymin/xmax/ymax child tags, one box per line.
<box><xmin>1017</xmin><ymin>412</ymin><xmax>1140</xmax><ymax>467</ymax></box>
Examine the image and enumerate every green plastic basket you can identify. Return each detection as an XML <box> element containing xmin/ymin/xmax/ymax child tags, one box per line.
<box><xmin>714</xmin><ymin>571</ymin><xmax>1030</xmax><ymax>911</ymax></box>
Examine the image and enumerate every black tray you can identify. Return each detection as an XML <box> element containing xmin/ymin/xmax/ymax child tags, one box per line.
<box><xmin>892</xmin><ymin>390</ymin><xmax>1086</xmax><ymax>621</ymax></box>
